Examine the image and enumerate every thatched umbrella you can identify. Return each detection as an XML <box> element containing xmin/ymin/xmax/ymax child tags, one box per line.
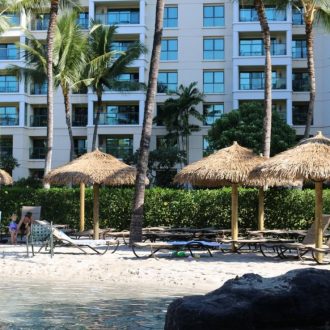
<box><xmin>250</xmin><ymin>131</ymin><xmax>330</xmax><ymax>262</ymax></box>
<box><xmin>174</xmin><ymin>142</ymin><xmax>264</xmax><ymax>249</ymax></box>
<box><xmin>44</xmin><ymin>149</ymin><xmax>138</xmax><ymax>239</ymax></box>
<box><xmin>0</xmin><ymin>169</ymin><xmax>13</xmax><ymax>185</ymax></box>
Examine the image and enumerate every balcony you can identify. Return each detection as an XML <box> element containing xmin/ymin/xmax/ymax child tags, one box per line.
<box><xmin>95</xmin><ymin>10</ymin><xmax>139</xmax><ymax>25</ymax></box>
<box><xmin>292</xmin><ymin>78</ymin><xmax>309</xmax><ymax>92</ymax></box>
<box><xmin>239</xmin><ymin>75</ymin><xmax>286</xmax><ymax>90</ymax></box>
<box><xmin>31</xmin><ymin>16</ymin><xmax>50</xmax><ymax>30</ymax></box>
<box><xmin>30</xmin><ymin>146</ymin><xmax>47</xmax><ymax>159</ymax></box>
<box><xmin>30</xmin><ymin>114</ymin><xmax>47</xmax><ymax>127</ymax></box>
<box><xmin>72</xmin><ymin>113</ymin><xmax>87</xmax><ymax>127</ymax></box>
<box><xmin>30</xmin><ymin>82</ymin><xmax>47</xmax><ymax>95</ymax></box>
<box><xmin>239</xmin><ymin>7</ymin><xmax>286</xmax><ymax>22</ymax></box>
<box><xmin>292</xmin><ymin>8</ymin><xmax>304</xmax><ymax>25</ymax></box>
<box><xmin>0</xmin><ymin>46</ymin><xmax>19</xmax><ymax>60</ymax></box>
<box><xmin>292</xmin><ymin>45</ymin><xmax>307</xmax><ymax>59</ymax></box>
<box><xmin>0</xmin><ymin>114</ymin><xmax>18</xmax><ymax>126</ymax></box>
<box><xmin>239</xmin><ymin>42</ymin><xmax>286</xmax><ymax>56</ymax></box>
<box><xmin>99</xmin><ymin>135</ymin><xmax>133</xmax><ymax>160</ymax></box>
<box><xmin>96</xmin><ymin>109</ymin><xmax>139</xmax><ymax>125</ymax></box>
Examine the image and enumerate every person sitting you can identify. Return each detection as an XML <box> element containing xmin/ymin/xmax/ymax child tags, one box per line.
<box><xmin>8</xmin><ymin>213</ymin><xmax>18</xmax><ymax>245</ymax></box>
<box><xmin>17</xmin><ymin>211</ymin><xmax>34</xmax><ymax>239</ymax></box>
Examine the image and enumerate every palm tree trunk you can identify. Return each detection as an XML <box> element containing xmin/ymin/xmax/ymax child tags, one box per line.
<box><xmin>129</xmin><ymin>0</ymin><xmax>165</xmax><ymax>244</ymax></box>
<box><xmin>304</xmin><ymin>18</ymin><xmax>315</xmax><ymax>138</ymax></box>
<box><xmin>92</xmin><ymin>93</ymin><xmax>102</xmax><ymax>151</ymax></box>
<box><xmin>63</xmin><ymin>88</ymin><xmax>75</xmax><ymax>161</ymax></box>
<box><xmin>255</xmin><ymin>0</ymin><xmax>272</xmax><ymax>158</ymax></box>
<box><xmin>44</xmin><ymin>0</ymin><xmax>59</xmax><ymax>187</ymax></box>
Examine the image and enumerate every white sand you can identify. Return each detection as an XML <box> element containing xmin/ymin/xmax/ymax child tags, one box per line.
<box><xmin>0</xmin><ymin>243</ymin><xmax>329</xmax><ymax>294</ymax></box>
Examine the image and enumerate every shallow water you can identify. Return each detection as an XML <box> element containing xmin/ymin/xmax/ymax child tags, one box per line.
<box><xmin>0</xmin><ymin>282</ymin><xmax>200</xmax><ymax>329</ymax></box>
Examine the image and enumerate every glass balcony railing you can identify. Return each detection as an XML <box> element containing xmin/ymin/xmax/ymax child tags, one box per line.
<box><xmin>30</xmin><ymin>114</ymin><xmax>47</xmax><ymax>127</ymax></box>
<box><xmin>72</xmin><ymin>114</ymin><xmax>87</xmax><ymax>127</ymax></box>
<box><xmin>240</xmin><ymin>77</ymin><xmax>286</xmax><ymax>90</ymax></box>
<box><xmin>77</xmin><ymin>17</ymin><xmax>89</xmax><ymax>29</ymax></box>
<box><xmin>29</xmin><ymin>146</ymin><xmax>47</xmax><ymax>159</ymax></box>
<box><xmin>239</xmin><ymin>42</ymin><xmax>286</xmax><ymax>56</ymax></box>
<box><xmin>0</xmin><ymin>114</ymin><xmax>19</xmax><ymax>126</ymax></box>
<box><xmin>292</xmin><ymin>9</ymin><xmax>304</xmax><ymax>25</ymax></box>
<box><xmin>292</xmin><ymin>79</ymin><xmax>309</xmax><ymax>92</ymax></box>
<box><xmin>96</xmin><ymin>112</ymin><xmax>139</xmax><ymax>125</ymax></box>
<box><xmin>239</xmin><ymin>8</ymin><xmax>286</xmax><ymax>22</ymax></box>
<box><xmin>95</xmin><ymin>11</ymin><xmax>139</xmax><ymax>25</ymax></box>
<box><xmin>292</xmin><ymin>47</ymin><xmax>307</xmax><ymax>59</ymax></box>
<box><xmin>31</xmin><ymin>18</ymin><xmax>50</xmax><ymax>30</ymax></box>
<box><xmin>0</xmin><ymin>47</ymin><xmax>19</xmax><ymax>60</ymax></box>
<box><xmin>30</xmin><ymin>83</ymin><xmax>47</xmax><ymax>95</ymax></box>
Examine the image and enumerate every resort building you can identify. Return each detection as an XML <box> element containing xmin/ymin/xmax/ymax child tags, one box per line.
<box><xmin>0</xmin><ymin>0</ymin><xmax>330</xmax><ymax>180</ymax></box>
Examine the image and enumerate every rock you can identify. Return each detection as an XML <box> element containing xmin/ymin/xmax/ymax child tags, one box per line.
<box><xmin>164</xmin><ymin>268</ymin><xmax>330</xmax><ymax>330</ymax></box>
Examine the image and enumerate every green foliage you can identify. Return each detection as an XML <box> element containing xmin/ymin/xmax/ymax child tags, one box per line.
<box><xmin>0</xmin><ymin>155</ymin><xmax>19</xmax><ymax>174</ymax></box>
<box><xmin>207</xmin><ymin>102</ymin><xmax>297</xmax><ymax>156</ymax></box>
<box><xmin>0</xmin><ymin>186</ymin><xmax>326</xmax><ymax>231</ymax></box>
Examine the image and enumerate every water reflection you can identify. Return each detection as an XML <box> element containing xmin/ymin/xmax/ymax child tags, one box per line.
<box><xmin>0</xmin><ymin>282</ymin><xmax>196</xmax><ymax>329</ymax></box>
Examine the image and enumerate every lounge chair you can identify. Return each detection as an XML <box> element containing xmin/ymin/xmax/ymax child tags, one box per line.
<box><xmin>18</xmin><ymin>206</ymin><xmax>41</xmax><ymax>240</ymax></box>
<box><xmin>35</xmin><ymin>220</ymin><xmax>119</xmax><ymax>255</ymax></box>
<box><xmin>260</xmin><ymin>214</ymin><xmax>330</xmax><ymax>259</ymax></box>
<box><xmin>26</xmin><ymin>221</ymin><xmax>53</xmax><ymax>257</ymax></box>
<box><xmin>132</xmin><ymin>240</ymin><xmax>222</xmax><ymax>258</ymax></box>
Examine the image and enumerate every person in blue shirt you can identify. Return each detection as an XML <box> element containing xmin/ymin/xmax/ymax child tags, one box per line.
<box><xmin>8</xmin><ymin>213</ymin><xmax>18</xmax><ymax>245</ymax></box>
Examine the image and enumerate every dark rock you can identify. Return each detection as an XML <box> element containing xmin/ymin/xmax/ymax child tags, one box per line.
<box><xmin>164</xmin><ymin>268</ymin><xmax>330</xmax><ymax>330</ymax></box>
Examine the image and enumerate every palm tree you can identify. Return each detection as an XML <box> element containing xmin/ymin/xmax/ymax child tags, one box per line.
<box><xmin>153</xmin><ymin>82</ymin><xmax>204</xmax><ymax>166</ymax></box>
<box><xmin>0</xmin><ymin>1</ymin><xmax>10</xmax><ymax>34</ymax></box>
<box><xmin>254</xmin><ymin>0</ymin><xmax>272</xmax><ymax>158</ymax></box>
<box><xmin>278</xmin><ymin>0</ymin><xmax>330</xmax><ymax>137</ymax></box>
<box><xmin>129</xmin><ymin>0</ymin><xmax>165</xmax><ymax>244</ymax></box>
<box><xmin>11</xmin><ymin>0</ymin><xmax>80</xmax><ymax>182</ymax></box>
<box><xmin>86</xmin><ymin>22</ymin><xmax>146</xmax><ymax>151</ymax></box>
<box><xmin>10</xmin><ymin>11</ymin><xmax>87</xmax><ymax>161</ymax></box>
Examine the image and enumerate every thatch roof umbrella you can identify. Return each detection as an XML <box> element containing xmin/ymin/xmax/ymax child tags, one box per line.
<box><xmin>249</xmin><ymin>131</ymin><xmax>330</xmax><ymax>262</ymax></box>
<box><xmin>44</xmin><ymin>149</ymin><xmax>137</xmax><ymax>239</ymax></box>
<box><xmin>174</xmin><ymin>142</ymin><xmax>264</xmax><ymax>250</ymax></box>
<box><xmin>0</xmin><ymin>169</ymin><xmax>13</xmax><ymax>185</ymax></box>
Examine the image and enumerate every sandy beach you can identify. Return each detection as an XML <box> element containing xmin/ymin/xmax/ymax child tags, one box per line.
<box><xmin>0</xmin><ymin>243</ymin><xmax>329</xmax><ymax>294</ymax></box>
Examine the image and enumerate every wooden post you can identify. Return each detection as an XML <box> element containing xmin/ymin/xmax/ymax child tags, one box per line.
<box><xmin>315</xmin><ymin>181</ymin><xmax>323</xmax><ymax>263</ymax></box>
<box><xmin>80</xmin><ymin>182</ymin><xmax>85</xmax><ymax>232</ymax></box>
<box><xmin>258</xmin><ymin>188</ymin><xmax>265</xmax><ymax>231</ymax></box>
<box><xmin>93</xmin><ymin>183</ymin><xmax>100</xmax><ymax>240</ymax></box>
<box><xmin>231</xmin><ymin>184</ymin><xmax>239</xmax><ymax>251</ymax></box>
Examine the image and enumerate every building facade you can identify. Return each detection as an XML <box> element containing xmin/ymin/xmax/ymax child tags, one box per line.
<box><xmin>0</xmin><ymin>0</ymin><xmax>329</xmax><ymax>180</ymax></box>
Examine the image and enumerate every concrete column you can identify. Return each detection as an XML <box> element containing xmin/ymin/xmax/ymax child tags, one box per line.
<box><xmin>140</xmin><ymin>0</ymin><xmax>145</xmax><ymax>26</ymax></box>
<box><xmin>139</xmin><ymin>100</ymin><xmax>145</xmax><ymax>125</ymax></box>
<box><xmin>233</xmin><ymin>0</ymin><xmax>239</xmax><ymax>23</ymax></box>
<box><xmin>89</xmin><ymin>1</ymin><xmax>95</xmax><ymax>20</ymax></box>
<box><xmin>87</xmin><ymin>98</ymin><xmax>94</xmax><ymax>126</ymax></box>
<box><xmin>286</xmin><ymin>97</ymin><xmax>293</xmax><ymax>126</ymax></box>
<box><xmin>19</xmin><ymin>101</ymin><xmax>25</xmax><ymax>126</ymax></box>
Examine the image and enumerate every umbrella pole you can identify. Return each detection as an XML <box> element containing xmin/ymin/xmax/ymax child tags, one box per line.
<box><xmin>80</xmin><ymin>183</ymin><xmax>85</xmax><ymax>232</ymax></box>
<box><xmin>258</xmin><ymin>188</ymin><xmax>265</xmax><ymax>231</ymax></box>
<box><xmin>93</xmin><ymin>183</ymin><xmax>100</xmax><ymax>240</ymax></box>
<box><xmin>231</xmin><ymin>184</ymin><xmax>239</xmax><ymax>252</ymax></box>
<box><xmin>315</xmin><ymin>181</ymin><xmax>323</xmax><ymax>263</ymax></box>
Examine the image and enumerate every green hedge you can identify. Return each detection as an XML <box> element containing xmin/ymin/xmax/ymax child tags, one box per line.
<box><xmin>0</xmin><ymin>187</ymin><xmax>326</xmax><ymax>230</ymax></box>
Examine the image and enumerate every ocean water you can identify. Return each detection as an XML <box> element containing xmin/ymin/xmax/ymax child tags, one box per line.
<box><xmin>0</xmin><ymin>282</ymin><xmax>196</xmax><ymax>329</ymax></box>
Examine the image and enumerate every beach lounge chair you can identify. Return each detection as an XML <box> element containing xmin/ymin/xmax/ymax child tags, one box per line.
<box><xmin>260</xmin><ymin>214</ymin><xmax>330</xmax><ymax>259</ymax></box>
<box><xmin>131</xmin><ymin>240</ymin><xmax>222</xmax><ymax>258</ymax></box>
<box><xmin>35</xmin><ymin>220</ymin><xmax>119</xmax><ymax>255</ymax></box>
<box><xmin>26</xmin><ymin>221</ymin><xmax>53</xmax><ymax>257</ymax></box>
<box><xmin>18</xmin><ymin>206</ymin><xmax>42</xmax><ymax>239</ymax></box>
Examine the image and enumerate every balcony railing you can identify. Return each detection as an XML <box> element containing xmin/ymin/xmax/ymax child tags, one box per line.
<box><xmin>0</xmin><ymin>114</ymin><xmax>19</xmax><ymax>126</ymax></box>
<box><xmin>72</xmin><ymin>114</ymin><xmax>87</xmax><ymax>126</ymax></box>
<box><xmin>292</xmin><ymin>47</ymin><xmax>307</xmax><ymax>59</ymax></box>
<box><xmin>30</xmin><ymin>114</ymin><xmax>47</xmax><ymax>127</ymax></box>
<box><xmin>239</xmin><ymin>42</ymin><xmax>286</xmax><ymax>56</ymax></box>
<box><xmin>293</xmin><ymin>79</ymin><xmax>309</xmax><ymax>92</ymax></box>
<box><xmin>30</xmin><ymin>83</ymin><xmax>47</xmax><ymax>95</ymax></box>
<box><xmin>96</xmin><ymin>112</ymin><xmax>139</xmax><ymax>125</ymax></box>
<box><xmin>239</xmin><ymin>8</ymin><xmax>286</xmax><ymax>22</ymax></box>
<box><xmin>240</xmin><ymin>77</ymin><xmax>286</xmax><ymax>90</ymax></box>
<box><xmin>30</xmin><ymin>146</ymin><xmax>47</xmax><ymax>159</ymax></box>
<box><xmin>95</xmin><ymin>11</ymin><xmax>140</xmax><ymax>25</ymax></box>
<box><xmin>0</xmin><ymin>82</ymin><xmax>19</xmax><ymax>93</ymax></box>
<box><xmin>292</xmin><ymin>9</ymin><xmax>304</xmax><ymax>25</ymax></box>
<box><xmin>31</xmin><ymin>18</ymin><xmax>50</xmax><ymax>30</ymax></box>
<box><xmin>77</xmin><ymin>17</ymin><xmax>89</xmax><ymax>29</ymax></box>
<box><xmin>0</xmin><ymin>48</ymin><xmax>19</xmax><ymax>60</ymax></box>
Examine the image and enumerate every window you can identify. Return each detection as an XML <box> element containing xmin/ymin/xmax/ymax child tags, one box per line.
<box><xmin>156</xmin><ymin>136</ymin><xmax>177</xmax><ymax>149</ymax></box>
<box><xmin>164</xmin><ymin>6</ymin><xmax>178</xmax><ymax>28</ymax></box>
<box><xmin>32</xmin><ymin>13</ymin><xmax>50</xmax><ymax>30</ymax></box>
<box><xmin>0</xmin><ymin>75</ymin><xmax>18</xmax><ymax>93</ymax></box>
<box><xmin>30</xmin><ymin>139</ymin><xmax>47</xmax><ymax>159</ymax></box>
<box><xmin>0</xmin><ymin>137</ymin><xmax>13</xmax><ymax>157</ymax></box>
<box><xmin>74</xmin><ymin>137</ymin><xmax>87</xmax><ymax>157</ymax></box>
<box><xmin>203</xmin><ymin>103</ymin><xmax>224</xmax><ymax>125</ymax></box>
<box><xmin>99</xmin><ymin>135</ymin><xmax>133</xmax><ymax>159</ymax></box>
<box><xmin>203</xmin><ymin>5</ymin><xmax>224</xmax><ymax>27</ymax></box>
<box><xmin>203</xmin><ymin>38</ymin><xmax>224</xmax><ymax>60</ymax></box>
<box><xmin>72</xmin><ymin>105</ymin><xmax>88</xmax><ymax>126</ymax></box>
<box><xmin>155</xmin><ymin>104</ymin><xmax>164</xmax><ymax>126</ymax></box>
<box><xmin>292</xmin><ymin>103</ymin><xmax>311</xmax><ymax>125</ymax></box>
<box><xmin>77</xmin><ymin>12</ymin><xmax>89</xmax><ymax>29</ymax></box>
<box><xmin>292</xmin><ymin>8</ymin><xmax>304</xmax><ymax>25</ymax></box>
<box><xmin>203</xmin><ymin>136</ymin><xmax>212</xmax><ymax>156</ymax></box>
<box><xmin>30</xmin><ymin>107</ymin><xmax>47</xmax><ymax>127</ymax></box>
<box><xmin>29</xmin><ymin>169</ymin><xmax>44</xmax><ymax>179</ymax></box>
<box><xmin>107</xmin><ymin>9</ymin><xmax>139</xmax><ymax>25</ymax></box>
<box><xmin>0</xmin><ymin>106</ymin><xmax>18</xmax><ymax>126</ymax></box>
<box><xmin>95</xmin><ymin>104</ymin><xmax>139</xmax><ymax>125</ymax></box>
<box><xmin>203</xmin><ymin>71</ymin><xmax>224</xmax><ymax>93</ymax></box>
<box><xmin>0</xmin><ymin>44</ymin><xmax>18</xmax><ymax>60</ymax></box>
<box><xmin>161</xmin><ymin>39</ymin><xmax>178</xmax><ymax>61</ymax></box>
<box><xmin>292</xmin><ymin>39</ymin><xmax>307</xmax><ymax>58</ymax></box>
<box><xmin>5</xmin><ymin>13</ymin><xmax>20</xmax><ymax>26</ymax></box>
<box><xmin>240</xmin><ymin>39</ymin><xmax>263</xmax><ymax>56</ymax></box>
<box><xmin>30</xmin><ymin>81</ymin><xmax>47</xmax><ymax>95</ymax></box>
<box><xmin>112</xmin><ymin>41</ymin><xmax>135</xmax><ymax>58</ymax></box>
<box><xmin>292</xmin><ymin>72</ymin><xmax>309</xmax><ymax>92</ymax></box>
<box><xmin>158</xmin><ymin>72</ymin><xmax>178</xmax><ymax>93</ymax></box>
